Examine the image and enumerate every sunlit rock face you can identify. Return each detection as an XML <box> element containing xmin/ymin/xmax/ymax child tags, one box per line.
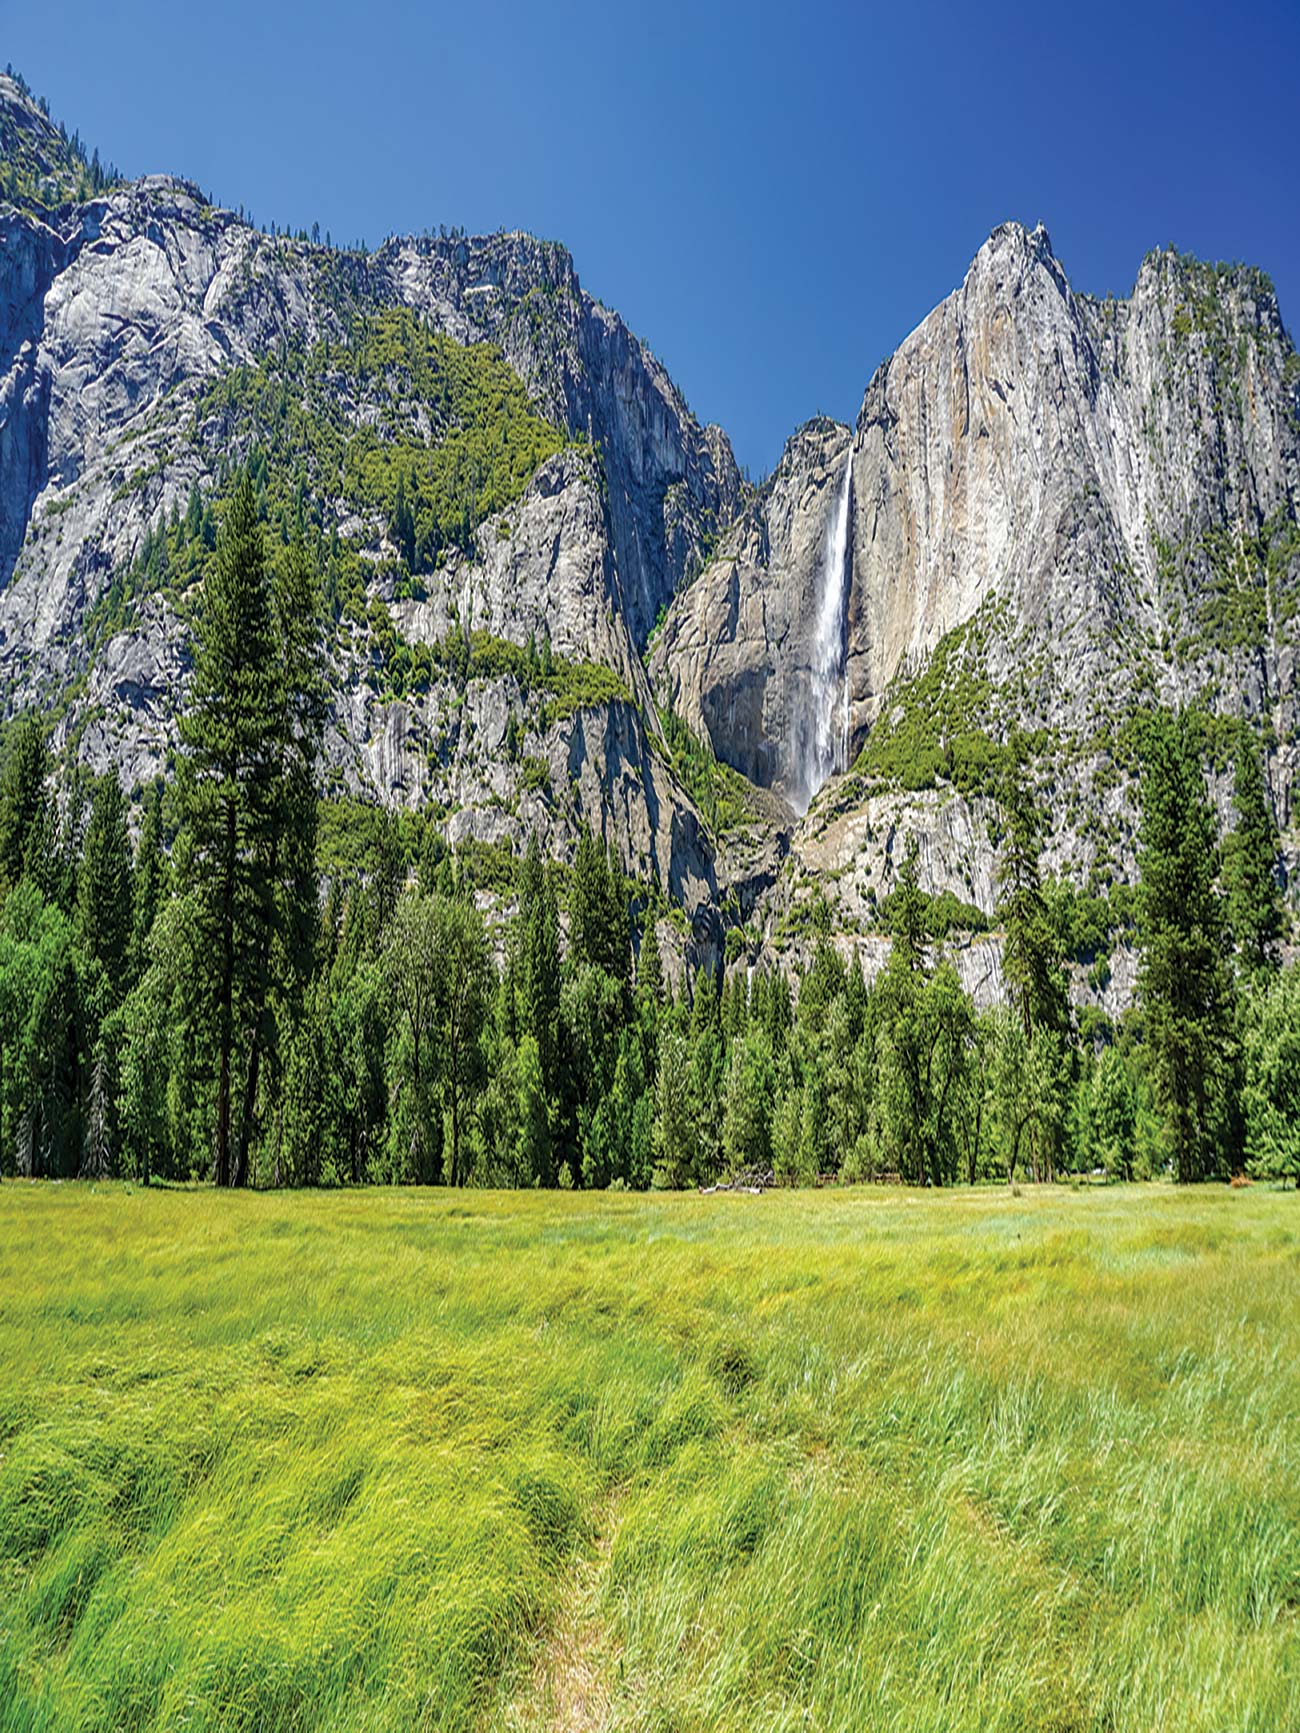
<box><xmin>0</xmin><ymin>72</ymin><xmax>745</xmax><ymax>916</ymax></box>
<box><xmin>662</xmin><ymin>222</ymin><xmax>1299</xmax><ymax>789</ymax></box>
<box><xmin>847</xmin><ymin>220</ymin><xmax>1298</xmax><ymax>729</ymax></box>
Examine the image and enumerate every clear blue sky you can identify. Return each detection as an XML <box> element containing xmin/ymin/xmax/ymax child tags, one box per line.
<box><xmin>6</xmin><ymin>0</ymin><xmax>1298</xmax><ymax>478</ymax></box>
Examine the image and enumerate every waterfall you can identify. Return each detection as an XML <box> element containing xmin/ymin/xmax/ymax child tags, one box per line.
<box><xmin>794</xmin><ymin>445</ymin><xmax>854</xmax><ymax>813</ymax></box>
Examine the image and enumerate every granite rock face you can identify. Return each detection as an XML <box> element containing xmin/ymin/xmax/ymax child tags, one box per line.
<box><xmin>0</xmin><ymin>75</ymin><xmax>739</xmax><ymax>694</ymax></box>
<box><xmin>389</xmin><ymin>448</ymin><xmax>651</xmax><ymax>711</ymax></box>
<box><xmin>845</xmin><ymin>221</ymin><xmax>1300</xmax><ymax>736</ymax></box>
<box><xmin>665</xmin><ymin>222</ymin><xmax>1300</xmax><ymax>773</ymax></box>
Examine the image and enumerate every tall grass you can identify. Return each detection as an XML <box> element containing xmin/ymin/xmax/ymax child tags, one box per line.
<box><xmin>0</xmin><ymin>1184</ymin><xmax>1296</xmax><ymax>1730</ymax></box>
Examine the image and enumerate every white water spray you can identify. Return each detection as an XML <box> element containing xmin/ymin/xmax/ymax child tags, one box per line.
<box><xmin>794</xmin><ymin>446</ymin><xmax>854</xmax><ymax>813</ymax></box>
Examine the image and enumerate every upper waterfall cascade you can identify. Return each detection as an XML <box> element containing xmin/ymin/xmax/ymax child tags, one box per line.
<box><xmin>793</xmin><ymin>446</ymin><xmax>854</xmax><ymax>813</ymax></box>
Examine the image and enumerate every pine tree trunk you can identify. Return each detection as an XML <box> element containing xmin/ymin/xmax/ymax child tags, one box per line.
<box><xmin>216</xmin><ymin>795</ymin><xmax>237</xmax><ymax>1188</ymax></box>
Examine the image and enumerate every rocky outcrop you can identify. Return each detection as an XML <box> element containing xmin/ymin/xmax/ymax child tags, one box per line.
<box><xmin>845</xmin><ymin>222</ymin><xmax>1300</xmax><ymax>738</ymax></box>
<box><xmin>665</xmin><ymin>223</ymin><xmax>1300</xmax><ymax>780</ymax></box>
<box><xmin>0</xmin><ymin>68</ymin><xmax>740</xmax><ymax>712</ymax></box>
<box><xmin>364</xmin><ymin>230</ymin><xmax>743</xmax><ymax>643</ymax></box>
<box><xmin>323</xmin><ymin>672</ymin><xmax>720</xmax><ymax>925</ymax></box>
<box><xmin>390</xmin><ymin>448</ymin><xmax>652</xmax><ymax>711</ymax></box>
<box><xmin>0</xmin><ymin>71</ymin><xmax>742</xmax><ymax>925</ymax></box>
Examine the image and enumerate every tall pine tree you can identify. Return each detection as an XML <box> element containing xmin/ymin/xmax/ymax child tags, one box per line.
<box><xmin>77</xmin><ymin>771</ymin><xmax>133</xmax><ymax>1003</ymax></box>
<box><xmin>1225</xmin><ymin>727</ymin><xmax>1283</xmax><ymax>975</ymax></box>
<box><xmin>177</xmin><ymin>471</ymin><xmax>288</xmax><ymax>1186</ymax></box>
<box><xmin>1137</xmin><ymin>709</ymin><xmax>1238</xmax><ymax>1181</ymax></box>
<box><xmin>516</xmin><ymin>833</ymin><xmax>561</xmax><ymax>1102</ymax></box>
<box><xmin>0</xmin><ymin>714</ymin><xmax>51</xmax><ymax>893</ymax></box>
<box><xmin>996</xmin><ymin>735</ymin><xmax>1068</xmax><ymax>1040</ymax></box>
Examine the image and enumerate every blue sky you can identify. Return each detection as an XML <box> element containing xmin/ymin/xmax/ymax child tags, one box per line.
<box><xmin>6</xmin><ymin>0</ymin><xmax>1298</xmax><ymax>477</ymax></box>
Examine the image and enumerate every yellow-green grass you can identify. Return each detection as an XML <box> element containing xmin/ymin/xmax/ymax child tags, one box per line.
<box><xmin>0</xmin><ymin>1183</ymin><xmax>1297</xmax><ymax>1731</ymax></box>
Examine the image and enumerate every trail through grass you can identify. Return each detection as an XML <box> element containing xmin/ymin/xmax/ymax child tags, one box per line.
<box><xmin>504</xmin><ymin>1489</ymin><xmax>623</xmax><ymax>1731</ymax></box>
<box><xmin>0</xmin><ymin>1182</ymin><xmax>1297</xmax><ymax>1729</ymax></box>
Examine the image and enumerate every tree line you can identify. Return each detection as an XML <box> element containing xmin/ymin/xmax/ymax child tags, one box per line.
<box><xmin>1</xmin><ymin>471</ymin><xmax>1298</xmax><ymax>1189</ymax></box>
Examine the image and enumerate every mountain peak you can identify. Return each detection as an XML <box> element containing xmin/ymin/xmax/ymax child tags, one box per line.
<box><xmin>974</xmin><ymin>218</ymin><xmax>1057</xmax><ymax>270</ymax></box>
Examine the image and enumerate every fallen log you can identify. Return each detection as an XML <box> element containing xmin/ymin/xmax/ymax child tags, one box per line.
<box><xmin>699</xmin><ymin>1167</ymin><xmax>774</xmax><ymax>1195</ymax></box>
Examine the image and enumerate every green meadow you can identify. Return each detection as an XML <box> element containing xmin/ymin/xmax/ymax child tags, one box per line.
<box><xmin>0</xmin><ymin>1183</ymin><xmax>1297</xmax><ymax>1731</ymax></box>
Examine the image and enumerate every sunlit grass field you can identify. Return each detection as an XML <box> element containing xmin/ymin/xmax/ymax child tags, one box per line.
<box><xmin>0</xmin><ymin>1182</ymin><xmax>1297</xmax><ymax>1731</ymax></box>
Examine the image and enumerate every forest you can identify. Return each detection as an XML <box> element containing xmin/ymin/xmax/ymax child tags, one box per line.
<box><xmin>2</xmin><ymin>468</ymin><xmax>1298</xmax><ymax>1194</ymax></box>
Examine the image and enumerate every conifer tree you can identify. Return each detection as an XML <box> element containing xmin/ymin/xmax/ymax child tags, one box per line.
<box><xmin>723</xmin><ymin>968</ymin><xmax>749</xmax><ymax>1040</ymax></box>
<box><xmin>690</xmin><ymin>967</ymin><xmax>725</xmax><ymax>1181</ymax></box>
<box><xmin>1225</xmin><ymin>728</ymin><xmax>1283</xmax><ymax>975</ymax></box>
<box><xmin>517</xmin><ymin>833</ymin><xmax>561</xmax><ymax>1095</ymax></box>
<box><xmin>797</xmin><ymin>1055</ymin><xmax>830</xmax><ymax>1180</ymax></box>
<box><xmin>371</xmin><ymin>810</ymin><xmax>406</xmax><ymax>932</ymax></box>
<box><xmin>652</xmin><ymin>1022</ymin><xmax>697</xmax><ymax>1188</ymax></box>
<box><xmin>888</xmin><ymin>835</ymin><xmax>930</xmax><ymax>975</ymax></box>
<box><xmin>1137</xmin><ymin>709</ymin><xmax>1238</xmax><ymax>1182</ymax></box>
<box><xmin>722</xmin><ymin>1030</ymin><xmax>774</xmax><ymax>1175</ymax></box>
<box><xmin>569</xmin><ymin>827</ymin><xmax>604</xmax><ymax>972</ymax></box>
<box><xmin>637</xmin><ymin>916</ymin><xmax>664</xmax><ymax>1009</ymax></box>
<box><xmin>844</xmin><ymin>951</ymin><xmax>869</xmax><ymax>1043</ymax></box>
<box><xmin>130</xmin><ymin>782</ymin><xmax>166</xmax><ymax>974</ymax></box>
<box><xmin>434</xmin><ymin>891</ymin><xmax>492</xmax><ymax>1186</ymax></box>
<box><xmin>1090</xmin><ymin>1044</ymin><xmax>1137</xmax><ymax>1180</ymax></box>
<box><xmin>0</xmin><ymin>713</ymin><xmax>50</xmax><ymax>892</ymax></box>
<box><xmin>569</xmin><ymin>826</ymin><xmax>629</xmax><ymax>986</ymax></box>
<box><xmin>1242</xmin><ymin>965</ymin><xmax>1300</xmax><ymax>1187</ymax></box>
<box><xmin>77</xmin><ymin>772</ymin><xmax>133</xmax><ymax>1003</ymax></box>
<box><xmin>234</xmin><ymin>538</ymin><xmax>325</xmax><ymax>1186</ymax></box>
<box><xmin>177</xmin><ymin>471</ymin><xmax>287</xmax><ymax>1186</ymax></box>
<box><xmin>515</xmin><ymin>1033</ymin><xmax>552</xmax><ymax>1185</ymax></box>
<box><xmin>765</xmin><ymin>968</ymin><xmax>793</xmax><ymax>1055</ymax></box>
<box><xmin>185</xmin><ymin>480</ymin><xmax>204</xmax><ymax>544</ymax></box>
<box><xmin>383</xmin><ymin>890</ymin><xmax>443</xmax><ymax>1182</ymax></box>
<box><xmin>996</xmin><ymin>735</ymin><xmax>1068</xmax><ymax>1040</ymax></box>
